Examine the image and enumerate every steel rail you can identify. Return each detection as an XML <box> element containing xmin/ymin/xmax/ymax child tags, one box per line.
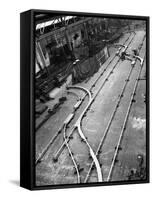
<box><xmin>35</xmin><ymin>125</ymin><xmax>64</xmax><ymax>164</ymax></box>
<box><xmin>84</xmin><ymin>34</ymin><xmax>146</xmax><ymax>183</ymax></box>
<box><xmin>77</xmin><ymin>124</ymin><xmax>103</xmax><ymax>182</ymax></box>
<box><xmin>88</xmin><ymin>32</ymin><xmax>135</xmax><ymax>90</ymax></box>
<box><xmin>53</xmin><ymin>85</ymin><xmax>102</xmax><ymax>182</ymax></box>
<box><xmin>63</xmin><ymin>124</ymin><xmax>81</xmax><ymax>183</ymax></box>
<box><xmin>68</xmin><ymin>85</ymin><xmax>103</xmax><ymax>182</ymax></box>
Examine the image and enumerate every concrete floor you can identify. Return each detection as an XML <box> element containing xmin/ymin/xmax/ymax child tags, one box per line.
<box><xmin>35</xmin><ymin>30</ymin><xmax>147</xmax><ymax>186</ymax></box>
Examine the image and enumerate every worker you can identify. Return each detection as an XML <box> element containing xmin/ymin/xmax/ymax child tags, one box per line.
<box><xmin>120</xmin><ymin>51</ymin><xmax>126</xmax><ymax>61</ymax></box>
<box><xmin>132</xmin><ymin>48</ymin><xmax>139</xmax><ymax>56</ymax></box>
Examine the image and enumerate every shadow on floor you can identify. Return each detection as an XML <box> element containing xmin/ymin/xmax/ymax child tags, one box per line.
<box><xmin>9</xmin><ymin>180</ymin><xmax>20</xmax><ymax>186</ymax></box>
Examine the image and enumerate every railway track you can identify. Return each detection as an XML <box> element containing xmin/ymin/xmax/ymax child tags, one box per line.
<box><xmin>84</xmin><ymin>34</ymin><xmax>146</xmax><ymax>183</ymax></box>
<box><xmin>53</xmin><ymin>32</ymin><xmax>136</xmax><ymax>162</ymax></box>
<box><xmin>107</xmin><ymin>46</ymin><xmax>146</xmax><ymax>182</ymax></box>
<box><xmin>35</xmin><ymin>31</ymin><xmax>136</xmax><ymax>166</ymax></box>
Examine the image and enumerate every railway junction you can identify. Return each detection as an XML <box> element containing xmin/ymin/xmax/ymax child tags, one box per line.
<box><xmin>35</xmin><ymin>15</ymin><xmax>146</xmax><ymax>186</ymax></box>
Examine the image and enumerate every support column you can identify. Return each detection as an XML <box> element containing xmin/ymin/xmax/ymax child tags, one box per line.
<box><xmin>65</xmin><ymin>27</ymin><xmax>75</xmax><ymax>60</ymax></box>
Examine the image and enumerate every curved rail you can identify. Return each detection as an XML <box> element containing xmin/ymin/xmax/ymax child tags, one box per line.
<box><xmin>77</xmin><ymin>125</ymin><xmax>103</xmax><ymax>182</ymax></box>
<box><xmin>69</xmin><ymin>85</ymin><xmax>103</xmax><ymax>182</ymax></box>
<box><xmin>133</xmin><ymin>55</ymin><xmax>144</xmax><ymax>66</ymax></box>
<box><xmin>63</xmin><ymin>124</ymin><xmax>80</xmax><ymax>183</ymax></box>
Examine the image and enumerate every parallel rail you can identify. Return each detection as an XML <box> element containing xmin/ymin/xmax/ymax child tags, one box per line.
<box><xmin>107</xmin><ymin>50</ymin><xmax>146</xmax><ymax>182</ymax></box>
<box><xmin>84</xmin><ymin>34</ymin><xmax>146</xmax><ymax>183</ymax></box>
